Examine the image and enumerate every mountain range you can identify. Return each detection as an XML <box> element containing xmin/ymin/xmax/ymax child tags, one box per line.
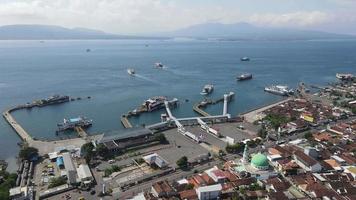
<box><xmin>0</xmin><ymin>23</ymin><xmax>354</xmax><ymax>40</ymax></box>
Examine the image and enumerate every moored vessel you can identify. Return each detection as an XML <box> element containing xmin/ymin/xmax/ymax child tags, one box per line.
<box><xmin>57</xmin><ymin>116</ymin><xmax>93</xmax><ymax>132</ymax></box>
<box><xmin>264</xmin><ymin>85</ymin><xmax>294</xmax><ymax>96</ymax></box>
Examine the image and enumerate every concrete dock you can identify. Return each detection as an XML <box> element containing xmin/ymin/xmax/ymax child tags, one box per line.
<box><xmin>121</xmin><ymin>115</ymin><xmax>133</xmax><ymax>128</ymax></box>
<box><xmin>75</xmin><ymin>127</ymin><xmax>88</xmax><ymax>138</ymax></box>
<box><xmin>3</xmin><ymin>106</ymin><xmax>102</xmax><ymax>155</ymax></box>
<box><xmin>2</xmin><ymin>109</ymin><xmax>34</xmax><ymax>143</ymax></box>
<box><xmin>193</xmin><ymin>104</ymin><xmax>211</xmax><ymax>117</ymax></box>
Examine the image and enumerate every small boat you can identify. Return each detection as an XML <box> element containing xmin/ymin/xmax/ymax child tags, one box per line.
<box><xmin>86</xmin><ymin>49</ymin><xmax>91</xmax><ymax>52</ymax></box>
<box><xmin>127</xmin><ymin>68</ymin><xmax>135</xmax><ymax>75</ymax></box>
<box><xmin>240</xmin><ymin>57</ymin><xmax>250</xmax><ymax>61</ymax></box>
<box><xmin>155</xmin><ymin>62</ymin><xmax>164</xmax><ymax>68</ymax></box>
<box><xmin>200</xmin><ymin>84</ymin><xmax>214</xmax><ymax>95</ymax></box>
<box><xmin>237</xmin><ymin>73</ymin><xmax>253</xmax><ymax>81</ymax></box>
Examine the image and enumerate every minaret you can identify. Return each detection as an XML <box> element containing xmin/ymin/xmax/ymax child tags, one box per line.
<box><xmin>242</xmin><ymin>144</ymin><xmax>249</xmax><ymax>164</ymax></box>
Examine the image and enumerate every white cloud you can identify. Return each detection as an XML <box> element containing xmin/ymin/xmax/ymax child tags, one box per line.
<box><xmin>0</xmin><ymin>0</ymin><xmax>243</xmax><ymax>34</ymax></box>
<box><xmin>248</xmin><ymin>11</ymin><xmax>332</xmax><ymax>27</ymax></box>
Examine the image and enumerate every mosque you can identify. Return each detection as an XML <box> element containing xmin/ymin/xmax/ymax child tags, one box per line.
<box><xmin>226</xmin><ymin>145</ymin><xmax>278</xmax><ymax>180</ymax></box>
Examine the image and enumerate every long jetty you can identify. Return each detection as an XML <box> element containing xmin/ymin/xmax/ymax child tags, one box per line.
<box><xmin>121</xmin><ymin>115</ymin><xmax>133</xmax><ymax>128</ymax></box>
<box><xmin>2</xmin><ymin>108</ymin><xmax>34</xmax><ymax>143</ymax></box>
<box><xmin>193</xmin><ymin>104</ymin><xmax>211</xmax><ymax>117</ymax></box>
<box><xmin>74</xmin><ymin>127</ymin><xmax>88</xmax><ymax>138</ymax></box>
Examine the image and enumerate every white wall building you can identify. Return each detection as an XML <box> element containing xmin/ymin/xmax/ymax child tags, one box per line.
<box><xmin>196</xmin><ymin>184</ymin><xmax>222</xmax><ymax>200</ymax></box>
<box><xmin>77</xmin><ymin>164</ymin><xmax>93</xmax><ymax>185</ymax></box>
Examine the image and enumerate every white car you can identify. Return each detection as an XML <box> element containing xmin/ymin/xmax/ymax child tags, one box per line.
<box><xmin>108</xmin><ymin>160</ymin><xmax>115</xmax><ymax>164</ymax></box>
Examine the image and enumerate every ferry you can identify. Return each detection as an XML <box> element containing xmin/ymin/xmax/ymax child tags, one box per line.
<box><xmin>57</xmin><ymin>117</ymin><xmax>93</xmax><ymax>132</ymax></box>
<box><xmin>127</xmin><ymin>68</ymin><xmax>135</xmax><ymax>75</ymax></box>
<box><xmin>38</xmin><ymin>95</ymin><xmax>70</xmax><ymax>107</ymax></box>
<box><xmin>237</xmin><ymin>73</ymin><xmax>253</xmax><ymax>81</ymax></box>
<box><xmin>200</xmin><ymin>84</ymin><xmax>214</xmax><ymax>95</ymax></box>
<box><xmin>264</xmin><ymin>85</ymin><xmax>294</xmax><ymax>96</ymax></box>
<box><xmin>155</xmin><ymin>62</ymin><xmax>164</xmax><ymax>68</ymax></box>
<box><xmin>240</xmin><ymin>57</ymin><xmax>250</xmax><ymax>61</ymax></box>
<box><xmin>336</xmin><ymin>73</ymin><xmax>353</xmax><ymax>81</ymax></box>
<box><xmin>143</xmin><ymin>96</ymin><xmax>167</xmax><ymax>111</ymax></box>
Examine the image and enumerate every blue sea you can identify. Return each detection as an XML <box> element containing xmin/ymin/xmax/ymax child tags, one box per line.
<box><xmin>0</xmin><ymin>39</ymin><xmax>355</xmax><ymax>170</ymax></box>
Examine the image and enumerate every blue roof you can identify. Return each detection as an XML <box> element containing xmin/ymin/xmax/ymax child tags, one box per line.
<box><xmin>56</xmin><ymin>157</ymin><xmax>64</xmax><ymax>166</ymax></box>
<box><xmin>69</xmin><ymin>118</ymin><xmax>81</xmax><ymax>123</ymax></box>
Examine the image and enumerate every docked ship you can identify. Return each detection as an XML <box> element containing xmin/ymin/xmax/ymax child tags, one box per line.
<box><xmin>38</xmin><ymin>95</ymin><xmax>70</xmax><ymax>107</ymax></box>
<box><xmin>264</xmin><ymin>85</ymin><xmax>294</xmax><ymax>96</ymax></box>
<box><xmin>336</xmin><ymin>73</ymin><xmax>353</xmax><ymax>80</ymax></box>
<box><xmin>240</xmin><ymin>57</ymin><xmax>250</xmax><ymax>61</ymax></box>
<box><xmin>237</xmin><ymin>73</ymin><xmax>252</xmax><ymax>81</ymax></box>
<box><xmin>155</xmin><ymin>62</ymin><xmax>164</xmax><ymax>68</ymax></box>
<box><xmin>200</xmin><ymin>84</ymin><xmax>214</xmax><ymax>95</ymax></box>
<box><xmin>143</xmin><ymin>96</ymin><xmax>167</xmax><ymax>111</ymax></box>
<box><xmin>57</xmin><ymin>117</ymin><xmax>93</xmax><ymax>132</ymax></box>
<box><xmin>127</xmin><ymin>68</ymin><xmax>135</xmax><ymax>75</ymax></box>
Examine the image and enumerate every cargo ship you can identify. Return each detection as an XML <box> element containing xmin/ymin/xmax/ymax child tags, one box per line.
<box><xmin>237</xmin><ymin>73</ymin><xmax>252</xmax><ymax>81</ymax></box>
<box><xmin>264</xmin><ymin>85</ymin><xmax>294</xmax><ymax>96</ymax></box>
<box><xmin>240</xmin><ymin>57</ymin><xmax>250</xmax><ymax>61</ymax></box>
<box><xmin>38</xmin><ymin>95</ymin><xmax>70</xmax><ymax>107</ymax></box>
<box><xmin>57</xmin><ymin>117</ymin><xmax>92</xmax><ymax>132</ymax></box>
<box><xmin>200</xmin><ymin>84</ymin><xmax>214</xmax><ymax>95</ymax></box>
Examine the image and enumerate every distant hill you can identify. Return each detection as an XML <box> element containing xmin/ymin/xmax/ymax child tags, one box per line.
<box><xmin>0</xmin><ymin>24</ymin><xmax>166</xmax><ymax>40</ymax></box>
<box><xmin>163</xmin><ymin>22</ymin><xmax>355</xmax><ymax>41</ymax></box>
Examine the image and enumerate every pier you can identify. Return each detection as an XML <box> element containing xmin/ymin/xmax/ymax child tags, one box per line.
<box><xmin>2</xmin><ymin>109</ymin><xmax>34</xmax><ymax>143</ymax></box>
<box><xmin>121</xmin><ymin>115</ymin><xmax>133</xmax><ymax>128</ymax></box>
<box><xmin>193</xmin><ymin>103</ymin><xmax>211</xmax><ymax>117</ymax></box>
<box><xmin>75</xmin><ymin>127</ymin><xmax>88</xmax><ymax>138</ymax></box>
<box><xmin>193</xmin><ymin>92</ymin><xmax>234</xmax><ymax>117</ymax></box>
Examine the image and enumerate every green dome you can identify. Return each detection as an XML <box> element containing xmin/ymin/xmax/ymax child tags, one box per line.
<box><xmin>251</xmin><ymin>153</ymin><xmax>269</xmax><ymax>168</ymax></box>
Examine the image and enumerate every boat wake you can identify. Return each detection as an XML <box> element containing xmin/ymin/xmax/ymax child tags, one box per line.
<box><xmin>134</xmin><ymin>74</ymin><xmax>161</xmax><ymax>84</ymax></box>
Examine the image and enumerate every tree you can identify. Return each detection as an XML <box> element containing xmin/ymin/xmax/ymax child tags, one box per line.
<box><xmin>176</xmin><ymin>156</ymin><xmax>188</xmax><ymax>169</ymax></box>
<box><xmin>226</xmin><ymin>143</ymin><xmax>245</xmax><ymax>154</ymax></box>
<box><xmin>48</xmin><ymin>176</ymin><xmax>67</xmax><ymax>188</ymax></box>
<box><xmin>352</xmin><ymin>107</ymin><xmax>356</xmax><ymax>114</ymax></box>
<box><xmin>96</xmin><ymin>144</ymin><xmax>110</xmax><ymax>158</ymax></box>
<box><xmin>258</xmin><ymin>128</ymin><xmax>268</xmax><ymax>139</ymax></box>
<box><xmin>184</xmin><ymin>183</ymin><xmax>194</xmax><ymax>190</ymax></box>
<box><xmin>0</xmin><ymin>171</ymin><xmax>17</xmax><ymax>200</ymax></box>
<box><xmin>19</xmin><ymin>146</ymin><xmax>38</xmax><ymax>160</ymax></box>
<box><xmin>154</xmin><ymin>133</ymin><xmax>168</xmax><ymax>144</ymax></box>
<box><xmin>304</xmin><ymin>132</ymin><xmax>313</xmax><ymax>141</ymax></box>
<box><xmin>81</xmin><ymin>142</ymin><xmax>95</xmax><ymax>163</ymax></box>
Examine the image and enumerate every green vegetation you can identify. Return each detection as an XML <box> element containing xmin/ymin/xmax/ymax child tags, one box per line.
<box><xmin>81</xmin><ymin>142</ymin><xmax>95</xmax><ymax>163</ymax></box>
<box><xmin>154</xmin><ymin>133</ymin><xmax>168</xmax><ymax>144</ymax></box>
<box><xmin>225</xmin><ymin>142</ymin><xmax>245</xmax><ymax>154</ymax></box>
<box><xmin>304</xmin><ymin>132</ymin><xmax>313</xmax><ymax>141</ymax></box>
<box><xmin>176</xmin><ymin>156</ymin><xmax>188</xmax><ymax>169</ymax></box>
<box><xmin>96</xmin><ymin>144</ymin><xmax>110</xmax><ymax>158</ymax></box>
<box><xmin>265</xmin><ymin>113</ymin><xmax>291</xmax><ymax>130</ymax></box>
<box><xmin>352</xmin><ymin>107</ymin><xmax>356</xmax><ymax>114</ymax></box>
<box><xmin>0</xmin><ymin>171</ymin><xmax>17</xmax><ymax>200</ymax></box>
<box><xmin>104</xmin><ymin>165</ymin><xmax>122</xmax><ymax>177</ymax></box>
<box><xmin>258</xmin><ymin>127</ymin><xmax>268</xmax><ymax>139</ymax></box>
<box><xmin>184</xmin><ymin>183</ymin><xmax>194</xmax><ymax>190</ymax></box>
<box><xmin>19</xmin><ymin>146</ymin><xmax>38</xmax><ymax>160</ymax></box>
<box><xmin>48</xmin><ymin>176</ymin><xmax>67</xmax><ymax>188</ymax></box>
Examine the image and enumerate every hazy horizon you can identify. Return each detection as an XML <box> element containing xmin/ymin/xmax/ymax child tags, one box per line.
<box><xmin>0</xmin><ymin>0</ymin><xmax>355</xmax><ymax>35</ymax></box>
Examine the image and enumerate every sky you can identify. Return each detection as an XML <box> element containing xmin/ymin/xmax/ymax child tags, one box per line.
<box><xmin>0</xmin><ymin>0</ymin><xmax>355</xmax><ymax>35</ymax></box>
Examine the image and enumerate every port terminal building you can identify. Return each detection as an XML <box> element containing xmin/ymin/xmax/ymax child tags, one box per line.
<box><xmin>97</xmin><ymin>128</ymin><xmax>154</xmax><ymax>151</ymax></box>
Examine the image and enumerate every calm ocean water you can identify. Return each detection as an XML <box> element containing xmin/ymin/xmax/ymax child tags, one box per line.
<box><xmin>0</xmin><ymin>39</ymin><xmax>355</xmax><ymax>170</ymax></box>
